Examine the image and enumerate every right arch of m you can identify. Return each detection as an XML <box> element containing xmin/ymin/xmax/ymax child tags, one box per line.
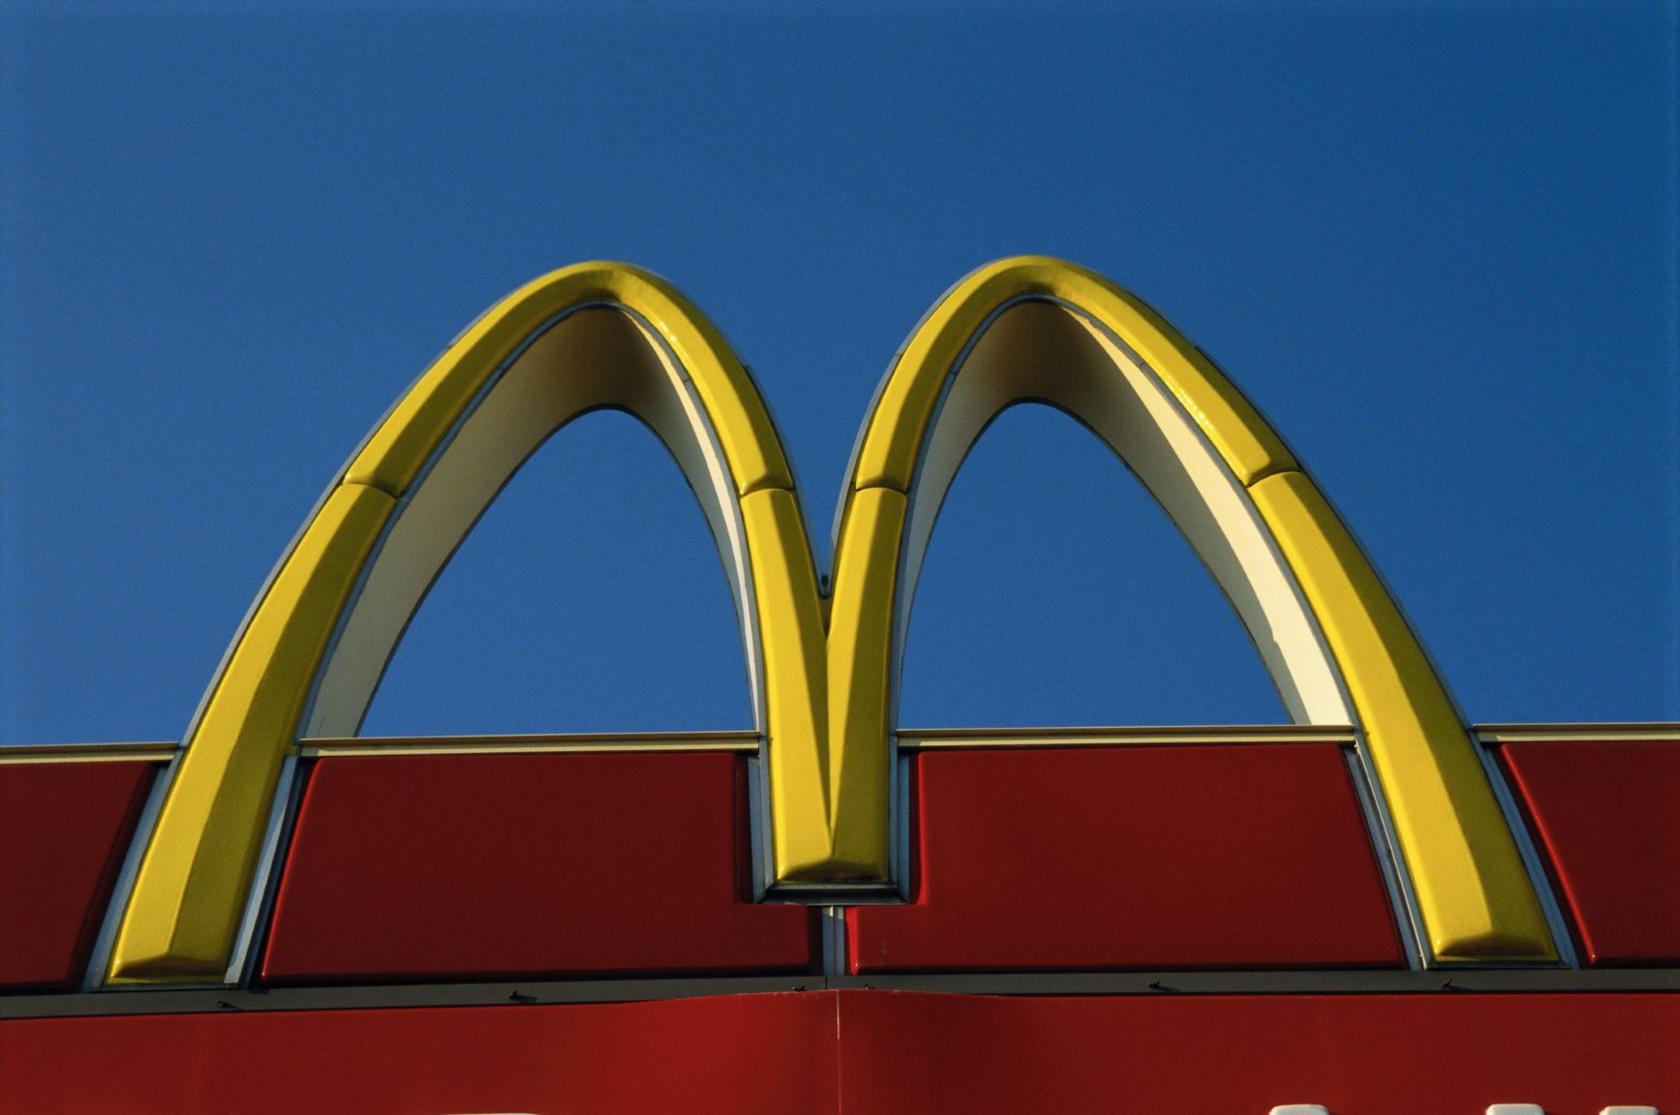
<box><xmin>107</xmin><ymin>258</ymin><xmax>1555</xmax><ymax>986</ymax></box>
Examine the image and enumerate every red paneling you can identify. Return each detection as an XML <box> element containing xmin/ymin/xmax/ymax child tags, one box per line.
<box><xmin>835</xmin><ymin>990</ymin><xmax>1680</xmax><ymax>1115</ymax></box>
<box><xmin>0</xmin><ymin>993</ymin><xmax>838</xmax><ymax>1115</ymax></box>
<box><xmin>261</xmin><ymin>752</ymin><xmax>815</xmax><ymax>982</ymax></box>
<box><xmin>849</xmin><ymin>745</ymin><xmax>1403</xmax><ymax>971</ymax></box>
<box><xmin>4</xmin><ymin>991</ymin><xmax>1675</xmax><ymax>1113</ymax></box>
<box><xmin>0</xmin><ymin>761</ymin><xmax>154</xmax><ymax>991</ymax></box>
<box><xmin>1501</xmin><ymin>740</ymin><xmax>1680</xmax><ymax>965</ymax></box>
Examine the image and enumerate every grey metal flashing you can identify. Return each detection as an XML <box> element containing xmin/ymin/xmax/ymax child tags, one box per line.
<box><xmin>298</xmin><ymin>730</ymin><xmax>760</xmax><ymax>758</ymax></box>
<box><xmin>820</xmin><ymin>906</ymin><xmax>848</xmax><ymax>977</ymax></box>
<box><xmin>9</xmin><ymin>723</ymin><xmax>1675</xmax><ymax>759</ymax></box>
<box><xmin>229</xmin><ymin>755</ymin><xmax>310</xmax><ymax>987</ymax></box>
<box><xmin>893</xmin><ymin>747</ymin><xmax>912</xmax><ymax>901</ymax></box>
<box><xmin>1342</xmin><ymin>743</ymin><xmax>1425</xmax><ymax>970</ymax></box>
<box><xmin>897</xmin><ymin>725</ymin><xmax>1355</xmax><ymax>750</ymax></box>
<box><xmin>220</xmin><ymin>756</ymin><xmax>301</xmax><ymax>986</ymax></box>
<box><xmin>0</xmin><ymin>742</ymin><xmax>177</xmax><ymax>765</ymax></box>
<box><xmin>828</xmin><ymin>969</ymin><xmax>1680</xmax><ymax>996</ymax></box>
<box><xmin>0</xmin><ymin>976</ymin><xmax>823</xmax><ymax>1020</ymax></box>
<box><xmin>763</xmin><ymin>879</ymin><xmax>902</xmax><ymax>903</ymax></box>
<box><xmin>746</xmin><ymin>752</ymin><xmax>774</xmax><ymax>902</ymax></box>
<box><xmin>7</xmin><ymin>969</ymin><xmax>1677</xmax><ymax>1021</ymax></box>
<box><xmin>1475</xmin><ymin>723</ymin><xmax>1680</xmax><ymax>742</ymax></box>
<box><xmin>1472</xmin><ymin>728</ymin><xmax>1581</xmax><ymax>968</ymax></box>
<box><xmin>80</xmin><ymin>757</ymin><xmax>178</xmax><ymax>991</ymax></box>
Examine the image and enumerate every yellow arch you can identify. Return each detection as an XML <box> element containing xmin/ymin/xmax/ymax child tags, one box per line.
<box><xmin>831</xmin><ymin>256</ymin><xmax>1556</xmax><ymax>963</ymax></box>
<box><xmin>109</xmin><ymin>257</ymin><xmax>1555</xmax><ymax>984</ymax></box>
<box><xmin>108</xmin><ymin>263</ymin><xmax>832</xmax><ymax>982</ymax></box>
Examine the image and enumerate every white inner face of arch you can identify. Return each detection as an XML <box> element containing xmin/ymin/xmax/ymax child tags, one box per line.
<box><xmin>890</xmin><ymin>299</ymin><xmax>1353</xmax><ymax>726</ymax></box>
<box><xmin>304</xmin><ymin>307</ymin><xmax>761</xmax><ymax>738</ymax></box>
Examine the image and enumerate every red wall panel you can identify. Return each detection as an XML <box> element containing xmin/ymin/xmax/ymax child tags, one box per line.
<box><xmin>4</xmin><ymin>990</ymin><xmax>1675</xmax><ymax>1113</ymax></box>
<box><xmin>261</xmin><ymin>752</ymin><xmax>816</xmax><ymax>982</ymax></box>
<box><xmin>0</xmin><ymin>993</ymin><xmax>838</xmax><ymax>1115</ymax></box>
<box><xmin>836</xmin><ymin>990</ymin><xmax>1679</xmax><ymax>1115</ymax></box>
<box><xmin>849</xmin><ymin>745</ymin><xmax>1403</xmax><ymax>972</ymax></box>
<box><xmin>0</xmin><ymin>761</ymin><xmax>154</xmax><ymax>991</ymax></box>
<box><xmin>1501</xmin><ymin>740</ymin><xmax>1680</xmax><ymax>965</ymax></box>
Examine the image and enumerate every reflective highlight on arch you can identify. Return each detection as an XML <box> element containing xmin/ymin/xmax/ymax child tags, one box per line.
<box><xmin>109</xmin><ymin>256</ymin><xmax>1556</xmax><ymax>985</ymax></box>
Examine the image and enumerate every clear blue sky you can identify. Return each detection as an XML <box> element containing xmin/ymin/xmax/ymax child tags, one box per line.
<box><xmin>2</xmin><ymin>2</ymin><xmax>1675</xmax><ymax>744</ymax></box>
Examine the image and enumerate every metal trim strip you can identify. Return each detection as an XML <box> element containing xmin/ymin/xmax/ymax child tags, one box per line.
<box><xmin>1476</xmin><ymin>725</ymin><xmax>1680</xmax><ymax>744</ymax></box>
<box><xmin>0</xmin><ymin>743</ymin><xmax>177</xmax><ymax>765</ymax></box>
<box><xmin>7</xmin><ymin>969</ymin><xmax>1678</xmax><ymax>1021</ymax></box>
<box><xmin>897</xmin><ymin>725</ymin><xmax>1356</xmax><ymax>750</ymax></box>
<box><xmin>296</xmin><ymin>731</ymin><xmax>762</xmax><ymax>758</ymax></box>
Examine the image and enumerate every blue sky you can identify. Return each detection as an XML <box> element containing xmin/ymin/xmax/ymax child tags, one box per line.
<box><xmin>1</xmin><ymin>2</ymin><xmax>1675</xmax><ymax>744</ymax></box>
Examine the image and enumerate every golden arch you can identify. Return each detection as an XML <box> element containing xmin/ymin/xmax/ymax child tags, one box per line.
<box><xmin>108</xmin><ymin>258</ymin><xmax>1555</xmax><ymax>984</ymax></box>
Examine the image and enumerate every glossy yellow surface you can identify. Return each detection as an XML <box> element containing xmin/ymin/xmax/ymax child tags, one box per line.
<box><xmin>113</xmin><ymin>264</ymin><xmax>836</xmax><ymax>986</ymax></box>
<box><xmin>738</xmin><ymin>488</ymin><xmax>832</xmax><ymax>879</ymax></box>
<box><xmin>843</xmin><ymin>255</ymin><xmax>1553</xmax><ymax>963</ymax></box>
<box><xmin>112</xmin><ymin>257</ymin><xmax>1554</xmax><ymax>983</ymax></box>
<box><xmin>1249</xmin><ymin>472</ymin><xmax>1555</xmax><ymax>961</ymax></box>
<box><xmin>824</xmin><ymin>487</ymin><xmax>905</xmax><ymax>875</ymax></box>
<box><xmin>851</xmin><ymin>256</ymin><xmax>1298</xmax><ymax>493</ymax></box>
<box><xmin>345</xmin><ymin>263</ymin><xmax>793</xmax><ymax>498</ymax></box>
<box><xmin>109</xmin><ymin>484</ymin><xmax>393</xmax><ymax>982</ymax></box>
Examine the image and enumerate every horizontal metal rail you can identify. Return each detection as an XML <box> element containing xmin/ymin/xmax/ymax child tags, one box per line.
<box><xmin>898</xmin><ymin>724</ymin><xmax>1357</xmax><ymax>749</ymax></box>
<box><xmin>298</xmin><ymin>730</ymin><xmax>761</xmax><ymax>758</ymax></box>
<box><xmin>1475</xmin><ymin>723</ymin><xmax>1680</xmax><ymax>744</ymax></box>
<box><xmin>0</xmin><ymin>741</ymin><xmax>178</xmax><ymax>765</ymax></box>
<box><xmin>6</xmin><ymin>723</ymin><xmax>1677</xmax><ymax>763</ymax></box>
<box><xmin>5</xmin><ymin>967</ymin><xmax>1678</xmax><ymax>1020</ymax></box>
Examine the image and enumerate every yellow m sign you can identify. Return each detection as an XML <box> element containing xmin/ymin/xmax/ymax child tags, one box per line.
<box><xmin>108</xmin><ymin>257</ymin><xmax>1556</xmax><ymax>984</ymax></box>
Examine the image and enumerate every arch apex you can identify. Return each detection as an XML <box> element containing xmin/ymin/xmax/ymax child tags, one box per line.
<box><xmin>344</xmin><ymin>260</ymin><xmax>795</xmax><ymax>501</ymax></box>
<box><xmin>848</xmin><ymin>255</ymin><xmax>1298</xmax><ymax>498</ymax></box>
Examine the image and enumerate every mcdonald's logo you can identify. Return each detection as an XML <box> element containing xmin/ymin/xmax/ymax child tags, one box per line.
<box><xmin>105</xmin><ymin>256</ymin><xmax>1558</xmax><ymax>985</ymax></box>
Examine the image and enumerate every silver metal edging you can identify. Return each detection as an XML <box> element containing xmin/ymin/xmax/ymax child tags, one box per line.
<box><xmin>291</xmin><ymin>297</ymin><xmax>778</xmax><ymax>890</ymax></box>
<box><xmin>168</xmin><ymin>269</ymin><xmax>436</xmax><ymax>764</ymax></box>
<box><xmin>133</xmin><ymin>289</ymin><xmax>533</xmax><ymax>970</ymax></box>
<box><xmin>887</xmin><ymin>728</ymin><xmax>906</xmax><ymax>896</ymax></box>
<box><xmin>0</xmin><ymin>742</ymin><xmax>178</xmax><ymax>765</ymax></box>
<box><xmin>223</xmin><ymin>755</ymin><xmax>302</xmax><ymax>987</ymax></box>
<box><xmin>619</xmin><ymin>300</ymin><xmax>771</xmax><ymax>737</ymax></box>
<box><xmin>830</xmin><ymin>968</ymin><xmax>1680</xmax><ymax>996</ymax></box>
<box><xmin>298</xmin><ymin>298</ymin><xmax>765</xmax><ymax>734</ymax></box>
<box><xmin>619</xmin><ymin>303</ymin><xmax>780</xmax><ymax>898</ymax></box>
<box><xmin>235</xmin><ymin>752</ymin><xmax>312</xmax><ymax>989</ymax></box>
<box><xmin>870</xmin><ymin>289</ymin><xmax>1361</xmax><ymax>896</ymax></box>
<box><xmin>897</xmin><ymin>728</ymin><xmax>1357</xmax><ymax>750</ymax></box>
<box><xmin>1471</xmin><ymin>729</ymin><xmax>1580</xmax><ymax>969</ymax></box>
<box><xmin>825</xmin><ymin>263</ymin><xmax>990</xmax><ymax>558</ymax></box>
<box><xmin>299</xmin><ymin>739</ymin><xmax>760</xmax><ymax>758</ymax></box>
<box><xmin>870</xmin><ymin>295</ymin><xmax>1037</xmax><ymax>900</ymax></box>
<box><xmin>81</xmin><ymin>756</ymin><xmax>178</xmax><ymax>991</ymax></box>
<box><xmin>177</xmin><ymin>305</ymin><xmax>558</xmax><ymax>916</ymax></box>
<box><xmin>1342</xmin><ymin>742</ymin><xmax>1425</xmax><ymax>970</ymax></box>
<box><xmin>1064</xmin><ymin>297</ymin><xmax>1361</xmax><ymax>728</ymax></box>
<box><xmin>747</xmin><ymin>752</ymin><xmax>774</xmax><ymax>903</ymax></box>
<box><xmin>44</xmin><ymin>724</ymin><xmax>1664</xmax><ymax>755</ymax></box>
<box><xmin>894</xmin><ymin>747</ymin><xmax>912</xmax><ymax>902</ymax></box>
<box><xmin>287</xmin><ymin>293</ymin><xmax>562</xmax><ymax>741</ymax></box>
<box><xmin>1475</xmin><ymin>724</ymin><xmax>1680</xmax><ymax>744</ymax></box>
<box><xmin>821</xmin><ymin>906</ymin><xmax>848</xmax><ymax>977</ymax></box>
<box><xmin>15</xmin><ymin>967</ymin><xmax>1680</xmax><ymax>1021</ymax></box>
<box><xmin>1064</xmin><ymin>294</ymin><xmax>1431</xmax><ymax>966</ymax></box>
<box><xmin>763</xmin><ymin>880</ymin><xmax>902</xmax><ymax>902</ymax></box>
